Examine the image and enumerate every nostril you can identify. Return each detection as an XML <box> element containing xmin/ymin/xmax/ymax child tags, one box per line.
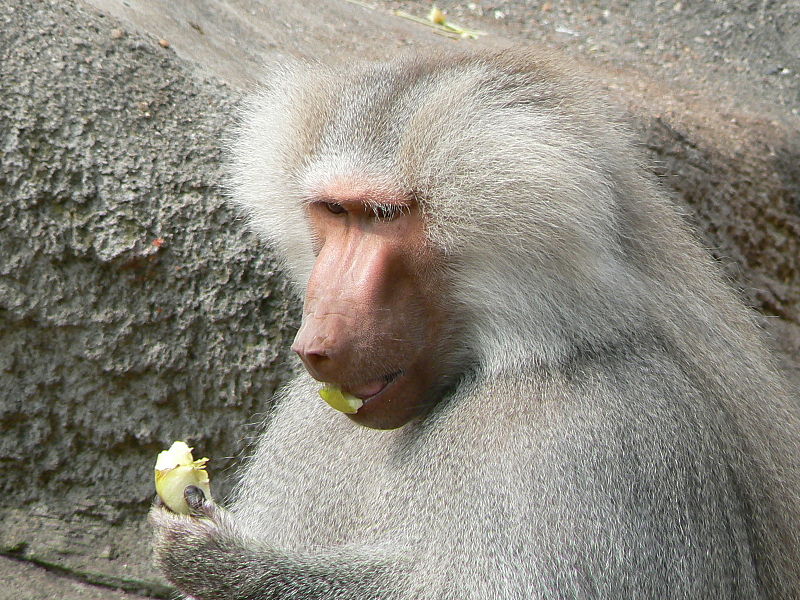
<box><xmin>292</xmin><ymin>343</ymin><xmax>329</xmax><ymax>370</ymax></box>
<box><xmin>292</xmin><ymin>326</ymin><xmax>335</xmax><ymax>378</ymax></box>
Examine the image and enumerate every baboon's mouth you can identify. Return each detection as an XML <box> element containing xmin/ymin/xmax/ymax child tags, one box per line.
<box><xmin>345</xmin><ymin>371</ymin><xmax>402</xmax><ymax>401</ymax></box>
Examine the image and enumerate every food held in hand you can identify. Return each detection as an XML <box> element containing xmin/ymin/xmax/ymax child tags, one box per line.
<box><xmin>154</xmin><ymin>441</ymin><xmax>212</xmax><ymax>514</ymax></box>
<box><xmin>319</xmin><ymin>384</ymin><xmax>363</xmax><ymax>414</ymax></box>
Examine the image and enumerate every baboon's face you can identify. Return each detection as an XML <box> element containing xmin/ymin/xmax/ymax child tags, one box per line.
<box><xmin>292</xmin><ymin>178</ymin><xmax>449</xmax><ymax>429</ymax></box>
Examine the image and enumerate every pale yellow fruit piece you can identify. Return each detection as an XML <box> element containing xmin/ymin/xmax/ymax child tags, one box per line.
<box><xmin>319</xmin><ymin>384</ymin><xmax>363</xmax><ymax>414</ymax></box>
<box><xmin>154</xmin><ymin>441</ymin><xmax>212</xmax><ymax>514</ymax></box>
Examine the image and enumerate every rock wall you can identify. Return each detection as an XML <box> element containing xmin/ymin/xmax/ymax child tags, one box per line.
<box><xmin>0</xmin><ymin>1</ymin><xmax>297</xmax><ymax>594</ymax></box>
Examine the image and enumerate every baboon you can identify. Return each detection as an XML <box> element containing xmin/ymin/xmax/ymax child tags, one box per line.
<box><xmin>151</xmin><ymin>50</ymin><xmax>800</xmax><ymax>599</ymax></box>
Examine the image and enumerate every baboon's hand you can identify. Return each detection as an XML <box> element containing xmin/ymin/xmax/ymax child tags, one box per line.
<box><xmin>151</xmin><ymin>486</ymin><xmax>398</xmax><ymax>599</ymax></box>
<box><xmin>149</xmin><ymin>487</ymin><xmax>234</xmax><ymax>598</ymax></box>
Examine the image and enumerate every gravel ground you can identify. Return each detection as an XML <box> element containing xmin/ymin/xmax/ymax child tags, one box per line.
<box><xmin>380</xmin><ymin>0</ymin><xmax>800</xmax><ymax>120</ymax></box>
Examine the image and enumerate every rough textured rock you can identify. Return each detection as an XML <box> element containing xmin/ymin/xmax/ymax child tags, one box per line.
<box><xmin>1</xmin><ymin>0</ymin><xmax>797</xmax><ymax>597</ymax></box>
<box><xmin>0</xmin><ymin>555</ymin><xmax>153</xmax><ymax>600</ymax></box>
<box><xmin>0</xmin><ymin>0</ymin><xmax>297</xmax><ymax>594</ymax></box>
<box><xmin>80</xmin><ymin>0</ymin><xmax>455</xmax><ymax>89</ymax></box>
<box><xmin>617</xmin><ymin>76</ymin><xmax>800</xmax><ymax>341</ymax></box>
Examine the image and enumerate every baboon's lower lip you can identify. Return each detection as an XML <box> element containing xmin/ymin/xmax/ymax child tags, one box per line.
<box><xmin>346</xmin><ymin>371</ymin><xmax>402</xmax><ymax>401</ymax></box>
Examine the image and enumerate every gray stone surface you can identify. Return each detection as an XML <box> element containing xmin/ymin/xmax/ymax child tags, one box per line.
<box><xmin>1</xmin><ymin>0</ymin><xmax>797</xmax><ymax>598</ymax></box>
<box><xmin>0</xmin><ymin>0</ymin><xmax>298</xmax><ymax>595</ymax></box>
<box><xmin>79</xmin><ymin>0</ymin><xmax>455</xmax><ymax>88</ymax></box>
<box><xmin>0</xmin><ymin>555</ymin><xmax>152</xmax><ymax>600</ymax></box>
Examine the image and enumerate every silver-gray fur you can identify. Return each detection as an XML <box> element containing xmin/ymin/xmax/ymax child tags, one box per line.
<box><xmin>152</xmin><ymin>50</ymin><xmax>800</xmax><ymax>599</ymax></box>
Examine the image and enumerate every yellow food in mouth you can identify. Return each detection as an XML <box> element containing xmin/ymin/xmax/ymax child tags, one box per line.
<box><xmin>154</xmin><ymin>441</ymin><xmax>212</xmax><ymax>514</ymax></box>
<box><xmin>319</xmin><ymin>384</ymin><xmax>364</xmax><ymax>414</ymax></box>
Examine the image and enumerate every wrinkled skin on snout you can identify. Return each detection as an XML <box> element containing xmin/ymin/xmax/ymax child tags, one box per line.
<box><xmin>292</xmin><ymin>186</ymin><xmax>450</xmax><ymax>429</ymax></box>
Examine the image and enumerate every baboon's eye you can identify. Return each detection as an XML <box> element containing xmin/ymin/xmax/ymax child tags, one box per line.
<box><xmin>324</xmin><ymin>202</ymin><xmax>346</xmax><ymax>215</ymax></box>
